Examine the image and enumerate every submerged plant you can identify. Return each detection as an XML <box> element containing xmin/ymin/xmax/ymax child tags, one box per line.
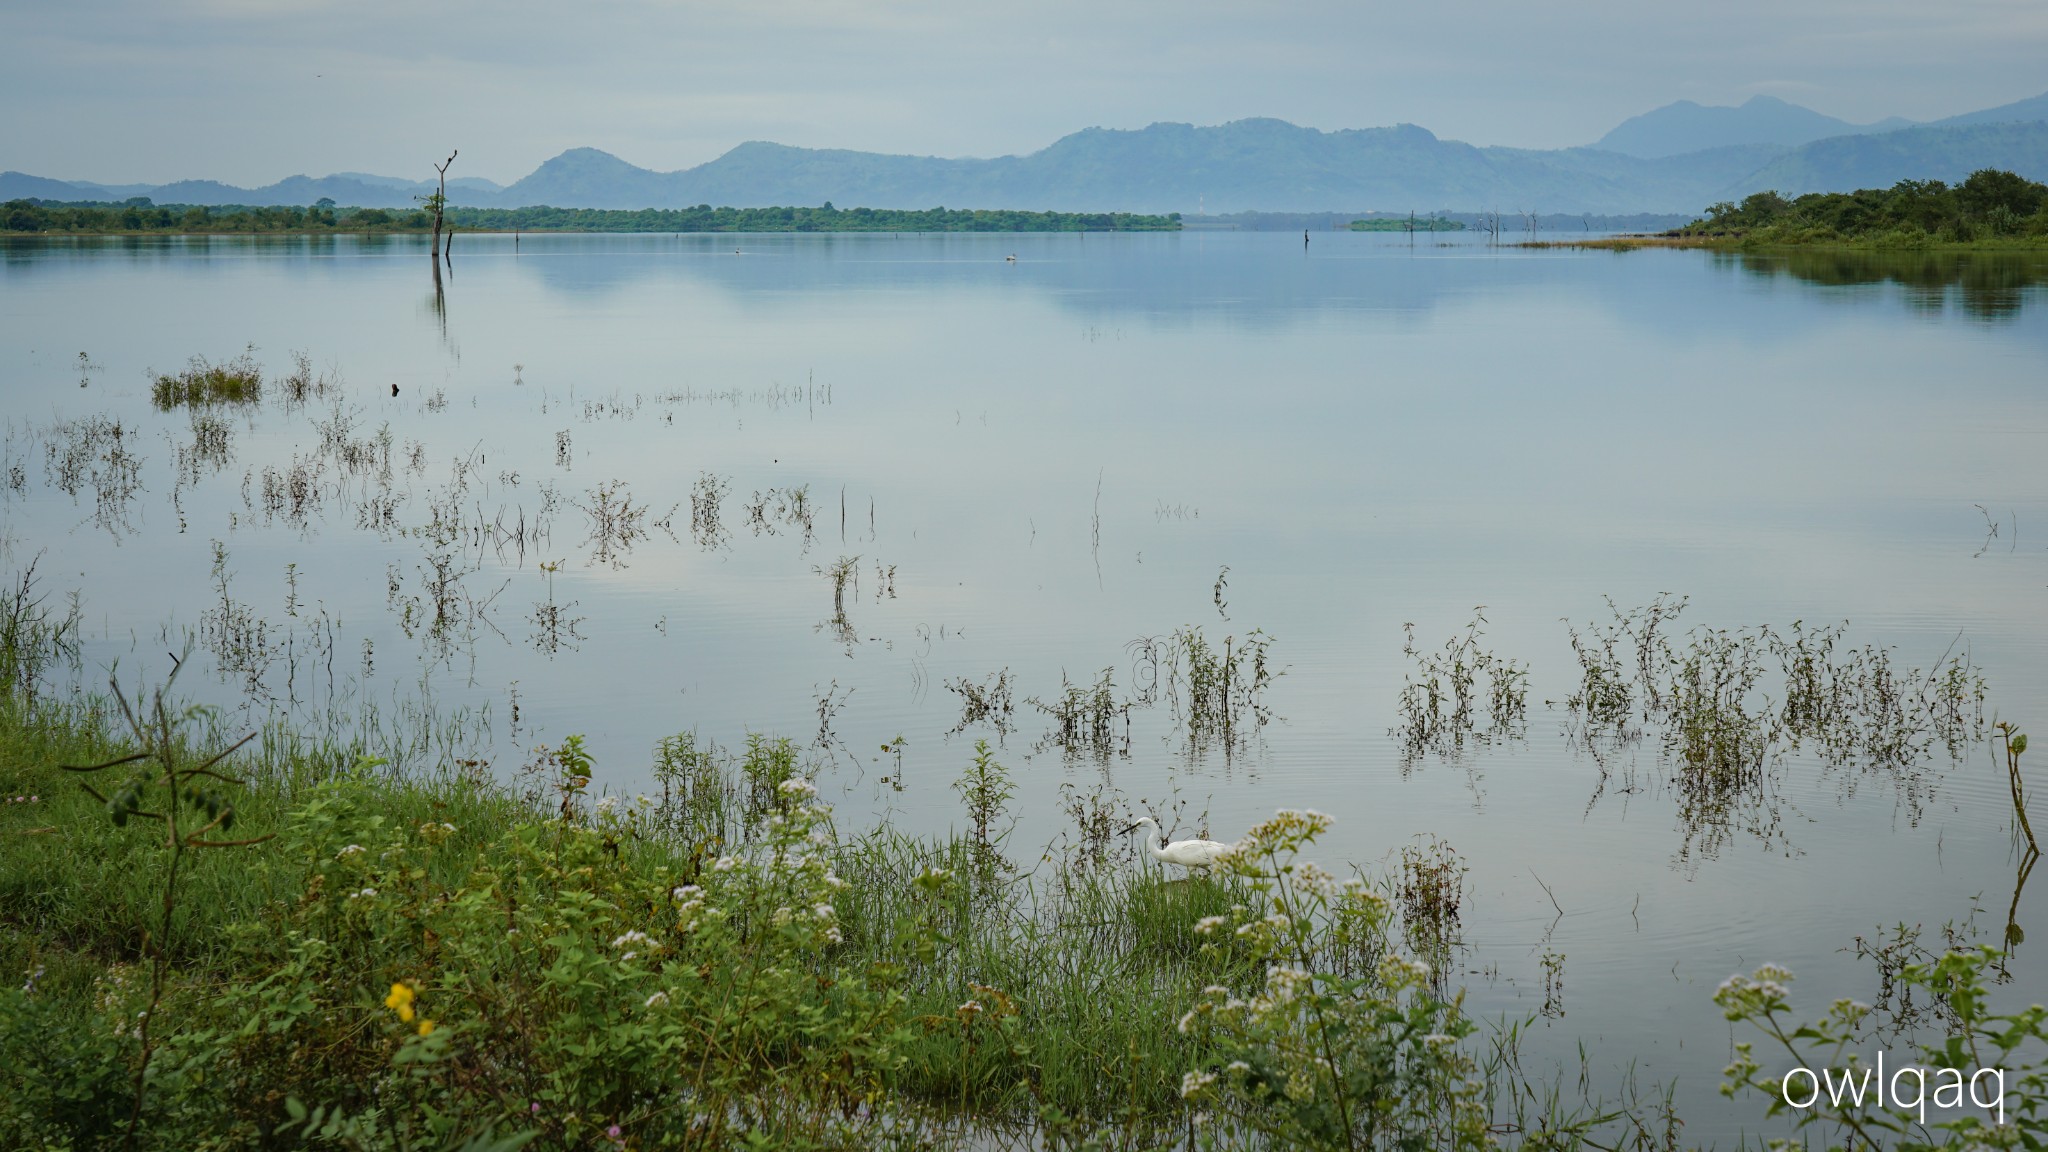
<box><xmin>1397</xmin><ymin>835</ymin><xmax>1468</xmax><ymax>985</ymax></box>
<box><xmin>1994</xmin><ymin>722</ymin><xmax>2038</xmax><ymax>855</ymax></box>
<box><xmin>1394</xmin><ymin>610</ymin><xmax>1527</xmax><ymax>761</ymax></box>
<box><xmin>946</xmin><ymin>668</ymin><xmax>1016</xmax><ymax>737</ymax></box>
<box><xmin>1029</xmin><ymin>666</ymin><xmax>1129</xmax><ymax>759</ymax></box>
<box><xmin>149</xmin><ymin>350</ymin><xmax>263</xmax><ymax>410</ymax></box>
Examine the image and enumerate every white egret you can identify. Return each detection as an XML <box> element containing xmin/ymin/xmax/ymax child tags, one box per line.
<box><xmin>1124</xmin><ymin>816</ymin><xmax>1232</xmax><ymax>871</ymax></box>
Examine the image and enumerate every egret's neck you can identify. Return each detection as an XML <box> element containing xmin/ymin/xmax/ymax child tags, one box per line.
<box><xmin>1137</xmin><ymin>819</ymin><xmax>1167</xmax><ymax>860</ymax></box>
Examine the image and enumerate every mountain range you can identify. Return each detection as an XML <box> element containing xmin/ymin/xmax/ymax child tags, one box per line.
<box><xmin>6</xmin><ymin>91</ymin><xmax>2047</xmax><ymax>216</ymax></box>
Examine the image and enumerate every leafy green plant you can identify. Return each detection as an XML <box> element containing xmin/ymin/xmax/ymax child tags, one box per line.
<box><xmin>1716</xmin><ymin>950</ymin><xmax>2046</xmax><ymax>1149</ymax></box>
<box><xmin>1396</xmin><ymin>610</ymin><xmax>1526</xmax><ymax>759</ymax></box>
<box><xmin>953</xmin><ymin>740</ymin><xmax>1015</xmax><ymax>879</ymax></box>
<box><xmin>1178</xmin><ymin>809</ymin><xmax>1489</xmax><ymax>1151</ymax></box>
<box><xmin>1994</xmin><ymin>723</ymin><xmax>2037</xmax><ymax>854</ymax></box>
<box><xmin>60</xmin><ymin>660</ymin><xmax>269</xmax><ymax>1147</ymax></box>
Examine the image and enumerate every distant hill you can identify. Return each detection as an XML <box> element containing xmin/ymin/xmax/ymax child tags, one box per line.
<box><xmin>7</xmin><ymin>89</ymin><xmax>2048</xmax><ymax>217</ymax></box>
<box><xmin>487</xmin><ymin>122</ymin><xmax>1784</xmax><ymax>215</ymax></box>
<box><xmin>1734</xmin><ymin>121</ymin><xmax>2048</xmax><ymax>196</ymax></box>
<box><xmin>1929</xmin><ymin>90</ymin><xmax>2048</xmax><ymax>128</ymax></box>
<box><xmin>1591</xmin><ymin>95</ymin><xmax>1910</xmax><ymax>159</ymax></box>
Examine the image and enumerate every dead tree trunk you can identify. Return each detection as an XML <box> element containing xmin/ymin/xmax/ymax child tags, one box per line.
<box><xmin>430</xmin><ymin>150</ymin><xmax>457</xmax><ymax>264</ymax></box>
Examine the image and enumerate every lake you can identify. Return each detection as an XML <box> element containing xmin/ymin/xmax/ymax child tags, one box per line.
<box><xmin>4</xmin><ymin>230</ymin><xmax>2045</xmax><ymax>1142</ymax></box>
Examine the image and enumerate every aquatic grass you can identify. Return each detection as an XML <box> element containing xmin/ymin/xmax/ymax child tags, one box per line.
<box><xmin>1563</xmin><ymin>598</ymin><xmax>1998</xmax><ymax>861</ymax></box>
<box><xmin>43</xmin><ymin>411</ymin><xmax>145</xmax><ymax>532</ymax></box>
<box><xmin>0</xmin><ymin>556</ymin><xmax>82</xmax><ymax>703</ymax></box>
<box><xmin>149</xmin><ymin>352</ymin><xmax>263</xmax><ymax>410</ymax></box>
<box><xmin>945</xmin><ymin>668</ymin><xmax>1016</xmax><ymax>737</ymax></box>
<box><xmin>1395</xmin><ymin>609</ymin><xmax>1528</xmax><ymax>760</ymax></box>
<box><xmin>1028</xmin><ymin>666</ymin><xmax>1129</xmax><ymax>758</ymax></box>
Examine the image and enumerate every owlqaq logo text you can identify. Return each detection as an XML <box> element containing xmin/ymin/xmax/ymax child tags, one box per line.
<box><xmin>1781</xmin><ymin>1053</ymin><xmax>2007</xmax><ymax>1125</ymax></box>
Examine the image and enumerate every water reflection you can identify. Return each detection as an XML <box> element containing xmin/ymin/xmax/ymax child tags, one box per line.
<box><xmin>1722</xmin><ymin>248</ymin><xmax>2048</xmax><ymax>321</ymax></box>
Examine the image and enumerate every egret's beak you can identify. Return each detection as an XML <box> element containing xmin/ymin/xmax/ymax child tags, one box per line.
<box><xmin>1120</xmin><ymin>822</ymin><xmax>1142</xmax><ymax>835</ymax></box>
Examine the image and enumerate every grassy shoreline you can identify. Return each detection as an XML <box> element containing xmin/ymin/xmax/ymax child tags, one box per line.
<box><xmin>1</xmin><ymin>661</ymin><xmax>1561</xmax><ymax>1149</ymax></box>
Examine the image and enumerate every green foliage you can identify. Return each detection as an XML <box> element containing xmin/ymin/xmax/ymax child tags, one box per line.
<box><xmin>150</xmin><ymin>350</ymin><xmax>264</xmax><ymax>410</ymax></box>
<box><xmin>1717</xmin><ymin>951</ymin><xmax>2047</xmax><ymax>1149</ymax></box>
<box><xmin>1682</xmin><ymin>169</ymin><xmax>2048</xmax><ymax>246</ymax></box>
<box><xmin>952</xmin><ymin>740</ymin><xmax>1014</xmax><ymax>878</ymax></box>
<box><xmin>0</xmin><ymin>556</ymin><xmax>82</xmax><ymax>703</ymax></box>
<box><xmin>1177</xmin><ymin>809</ymin><xmax>1491</xmax><ymax>1151</ymax></box>
<box><xmin>1350</xmin><ymin>215</ymin><xmax>1466</xmax><ymax>232</ymax></box>
<box><xmin>1394</xmin><ymin>610</ymin><xmax>1527</xmax><ymax>759</ymax></box>
<box><xmin>0</xmin><ymin>677</ymin><xmax>1523</xmax><ymax>1148</ymax></box>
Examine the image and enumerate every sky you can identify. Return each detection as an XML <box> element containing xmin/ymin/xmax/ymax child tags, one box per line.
<box><xmin>5</xmin><ymin>0</ymin><xmax>2047</xmax><ymax>187</ymax></box>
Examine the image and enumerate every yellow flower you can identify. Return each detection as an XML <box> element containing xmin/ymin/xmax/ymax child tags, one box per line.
<box><xmin>385</xmin><ymin>982</ymin><xmax>416</xmax><ymax>1023</ymax></box>
<box><xmin>417</xmin><ymin>1018</ymin><xmax>436</xmax><ymax>1037</ymax></box>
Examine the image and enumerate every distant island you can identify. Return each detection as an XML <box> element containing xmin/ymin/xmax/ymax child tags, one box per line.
<box><xmin>1543</xmin><ymin>168</ymin><xmax>2047</xmax><ymax>250</ymax></box>
<box><xmin>0</xmin><ymin>200</ymin><xmax>1182</xmax><ymax>235</ymax></box>
<box><xmin>1350</xmin><ymin>215</ymin><xmax>1464</xmax><ymax>232</ymax></box>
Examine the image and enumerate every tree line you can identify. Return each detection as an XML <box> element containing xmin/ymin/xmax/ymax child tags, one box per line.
<box><xmin>1682</xmin><ymin>169</ymin><xmax>2048</xmax><ymax>244</ymax></box>
<box><xmin>2</xmin><ymin>198</ymin><xmax>1182</xmax><ymax>234</ymax></box>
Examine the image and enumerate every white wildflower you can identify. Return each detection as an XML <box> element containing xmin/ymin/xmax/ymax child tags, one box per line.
<box><xmin>1194</xmin><ymin>915</ymin><xmax>1227</xmax><ymax>935</ymax></box>
<box><xmin>336</xmin><ymin>844</ymin><xmax>365</xmax><ymax>858</ymax></box>
<box><xmin>778</xmin><ymin>778</ymin><xmax>818</xmax><ymax>798</ymax></box>
<box><xmin>595</xmin><ymin>796</ymin><xmax>620</xmax><ymax>816</ymax></box>
<box><xmin>712</xmin><ymin>855</ymin><xmax>739</xmax><ymax>872</ymax></box>
<box><xmin>611</xmin><ymin>930</ymin><xmax>652</xmax><ymax>949</ymax></box>
<box><xmin>643</xmin><ymin>991</ymin><xmax>669</xmax><ymax>1008</ymax></box>
<box><xmin>1180</xmin><ymin>1071</ymin><xmax>1218</xmax><ymax>1099</ymax></box>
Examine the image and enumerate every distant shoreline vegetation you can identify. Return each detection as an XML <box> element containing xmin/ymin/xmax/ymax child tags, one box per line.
<box><xmin>0</xmin><ymin>199</ymin><xmax>1182</xmax><ymax>234</ymax></box>
<box><xmin>1350</xmin><ymin>215</ymin><xmax>1465</xmax><ymax>232</ymax></box>
<box><xmin>1536</xmin><ymin>168</ymin><xmax>2048</xmax><ymax>251</ymax></box>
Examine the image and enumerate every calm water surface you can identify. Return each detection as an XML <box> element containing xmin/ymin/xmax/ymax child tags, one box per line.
<box><xmin>4</xmin><ymin>232</ymin><xmax>2046</xmax><ymax>1141</ymax></box>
